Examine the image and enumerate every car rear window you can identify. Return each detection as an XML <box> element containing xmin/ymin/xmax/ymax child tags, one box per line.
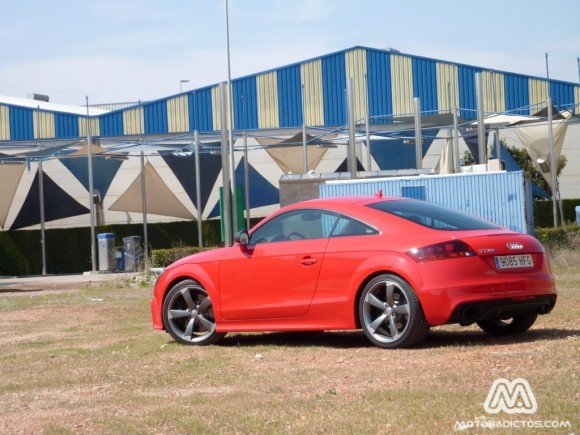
<box><xmin>367</xmin><ymin>199</ymin><xmax>500</xmax><ymax>231</ymax></box>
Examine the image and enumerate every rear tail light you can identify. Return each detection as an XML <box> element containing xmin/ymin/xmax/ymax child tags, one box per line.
<box><xmin>407</xmin><ymin>240</ymin><xmax>476</xmax><ymax>262</ymax></box>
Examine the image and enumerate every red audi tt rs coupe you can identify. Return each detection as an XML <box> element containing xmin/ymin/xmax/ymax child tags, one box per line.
<box><xmin>150</xmin><ymin>195</ymin><xmax>556</xmax><ymax>349</ymax></box>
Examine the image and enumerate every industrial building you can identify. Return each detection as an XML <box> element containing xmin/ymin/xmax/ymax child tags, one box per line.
<box><xmin>1</xmin><ymin>46</ymin><xmax>579</xmax><ymax>233</ymax></box>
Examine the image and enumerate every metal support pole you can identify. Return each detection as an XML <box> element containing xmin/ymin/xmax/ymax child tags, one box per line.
<box><xmin>85</xmin><ymin>97</ymin><xmax>96</xmax><ymax>272</ymax></box>
<box><xmin>140</xmin><ymin>149</ymin><xmax>149</xmax><ymax>265</ymax></box>
<box><xmin>475</xmin><ymin>72</ymin><xmax>487</xmax><ymax>165</ymax></box>
<box><xmin>225</xmin><ymin>0</ymin><xmax>237</xmax><ymax>232</ymax></box>
<box><xmin>194</xmin><ymin>130</ymin><xmax>203</xmax><ymax>247</ymax></box>
<box><xmin>220</xmin><ymin>82</ymin><xmax>232</xmax><ymax>246</ymax></box>
<box><xmin>546</xmin><ymin>53</ymin><xmax>558</xmax><ymax>227</ymax></box>
<box><xmin>452</xmin><ymin>104</ymin><xmax>461</xmax><ymax>173</ymax></box>
<box><xmin>365</xmin><ymin>114</ymin><xmax>371</xmax><ymax>171</ymax></box>
<box><xmin>35</xmin><ymin>107</ymin><xmax>47</xmax><ymax>276</ymax></box>
<box><xmin>414</xmin><ymin>97</ymin><xmax>422</xmax><ymax>169</ymax></box>
<box><xmin>346</xmin><ymin>78</ymin><xmax>357</xmax><ymax>178</ymax></box>
<box><xmin>301</xmin><ymin>84</ymin><xmax>308</xmax><ymax>174</ymax></box>
<box><xmin>243</xmin><ymin>132</ymin><xmax>250</xmax><ymax>230</ymax></box>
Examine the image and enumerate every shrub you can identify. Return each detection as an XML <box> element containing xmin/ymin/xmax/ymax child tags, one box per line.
<box><xmin>150</xmin><ymin>246</ymin><xmax>216</xmax><ymax>268</ymax></box>
<box><xmin>535</xmin><ymin>225</ymin><xmax>580</xmax><ymax>251</ymax></box>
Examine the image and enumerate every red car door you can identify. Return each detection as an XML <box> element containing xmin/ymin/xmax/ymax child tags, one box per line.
<box><xmin>218</xmin><ymin>237</ymin><xmax>328</xmax><ymax>320</ymax></box>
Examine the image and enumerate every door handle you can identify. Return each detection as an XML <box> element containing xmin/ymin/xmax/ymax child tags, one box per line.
<box><xmin>300</xmin><ymin>257</ymin><xmax>317</xmax><ymax>266</ymax></box>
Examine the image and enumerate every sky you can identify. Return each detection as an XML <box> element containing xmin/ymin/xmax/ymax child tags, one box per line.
<box><xmin>1</xmin><ymin>0</ymin><xmax>579</xmax><ymax>107</ymax></box>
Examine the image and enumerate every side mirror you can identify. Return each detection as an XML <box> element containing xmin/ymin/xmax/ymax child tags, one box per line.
<box><xmin>234</xmin><ymin>230</ymin><xmax>250</xmax><ymax>246</ymax></box>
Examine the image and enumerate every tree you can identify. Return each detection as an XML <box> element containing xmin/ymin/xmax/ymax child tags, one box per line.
<box><xmin>503</xmin><ymin>142</ymin><xmax>567</xmax><ymax>197</ymax></box>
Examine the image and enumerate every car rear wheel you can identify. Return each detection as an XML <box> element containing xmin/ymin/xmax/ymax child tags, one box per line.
<box><xmin>476</xmin><ymin>313</ymin><xmax>538</xmax><ymax>336</ymax></box>
<box><xmin>162</xmin><ymin>279</ymin><xmax>226</xmax><ymax>345</ymax></box>
<box><xmin>359</xmin><ymin>274</ymin><xmax>430</xmax><ymax>349</ymax></box>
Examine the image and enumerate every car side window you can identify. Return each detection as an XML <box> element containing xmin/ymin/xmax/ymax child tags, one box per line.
<box><xmin>250</xmin><ymin>210</ymin><xmax>339</xmax><ymax>244</ymax></box>
<box><xmin>330</xmin><ymin>216</ymin><xmax>378</xmax><ymax>237</ymax></box>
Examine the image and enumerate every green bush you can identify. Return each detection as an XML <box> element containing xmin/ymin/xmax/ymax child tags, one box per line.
<box><xmin>150</xmin><ymin>246</ymin><xmax>216</xmax><ymax>268</ymax></box>
<box><xmin>535</xmin><ymin>225</ymin><xmax>580</xmax><ymax>251</ymax></box>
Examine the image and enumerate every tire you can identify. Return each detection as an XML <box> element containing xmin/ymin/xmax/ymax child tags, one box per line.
<box><xmin>162</xmin><ymin>279</ymin><xmax>226</xmax><ymax>345</ymax></box>
<box><xmin>476</xmin><ymin>313</ymin><xmax>538</xmax><ymax>337</ymax></box>
<box><xmin>358</xmin><ymin>274</ymin><xmax>430</xmax><ymax>349</ymax></box>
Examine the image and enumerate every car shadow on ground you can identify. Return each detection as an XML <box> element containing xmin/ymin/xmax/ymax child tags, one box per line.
<box><xmin>219</xmin><ymin>328</ymin><xmax>580</xmax><ymax>349</ymax></box>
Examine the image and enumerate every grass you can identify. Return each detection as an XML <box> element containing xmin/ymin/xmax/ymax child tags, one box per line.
<box><xmin>0</xmin><ymin>256</ymin><xmax>578</xmax><ymax>434</ymax></box>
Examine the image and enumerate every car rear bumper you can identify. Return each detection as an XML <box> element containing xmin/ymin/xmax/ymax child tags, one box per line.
<box><xmin>446</xmin><ymin>294</ymin><xmax>557</xmax><ymax>325</ymax></box>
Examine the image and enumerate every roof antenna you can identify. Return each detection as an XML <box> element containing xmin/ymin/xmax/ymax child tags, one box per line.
<box><xmin>374</xmin><ymin>189</ymin><xmax>383</xmax><ymax>198</ymax></box>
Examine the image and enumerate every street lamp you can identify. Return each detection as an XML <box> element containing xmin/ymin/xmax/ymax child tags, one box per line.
<box><xmin>180</xmin><ymin>79</ymin><xmax>190</xmax><ymax>93</ymax></box>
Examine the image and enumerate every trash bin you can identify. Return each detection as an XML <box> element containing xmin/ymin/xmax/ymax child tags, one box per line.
<box><xmin>576</xmin><ymin>206</ymin><xmax>580</xmax><ymax>225</ymax></box>
<box><xmin>123</xmin><ymin>236</ymin><xmax>142</xmax><ymax>272</ymax></box>
<box><xmin>97</xmin><ymin>233</ymin><xmax>116</xmax><ymax>272</ymax></box>
<box><xmin>115</xmin><ymin>247</ymin><xmax>125</xmax><ymax>271</ymax></box>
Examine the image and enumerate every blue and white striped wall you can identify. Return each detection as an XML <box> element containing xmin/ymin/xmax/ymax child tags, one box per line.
<box><xmin>1</xmin><ymin>46</ymin><xmax>579</xmax><ymax>142</ymax></box>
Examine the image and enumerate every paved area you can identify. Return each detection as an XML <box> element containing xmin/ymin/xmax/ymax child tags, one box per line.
<box><xmin>0</xmin><ymin>271</ymin><xmax>140</xmax><ymax>292</ymax></box>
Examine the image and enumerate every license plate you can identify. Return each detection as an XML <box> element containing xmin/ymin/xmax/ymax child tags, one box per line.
<box><xmin>494</xmin><ymin>254</ymin><xmax>534</xmax><ymax>270</ymax></box>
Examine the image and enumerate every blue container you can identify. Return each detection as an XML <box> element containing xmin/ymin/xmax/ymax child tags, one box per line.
<box><xmin>576</xmin><ymin>206</ymin><xmax>580</xmax><ymax>225</ymax></box>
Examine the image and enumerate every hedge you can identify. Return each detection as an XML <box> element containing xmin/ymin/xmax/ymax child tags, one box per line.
<box><xmin>534</xmin><ymin>198</ymin><xmax>580</xmax><ymax>227</ymax></box>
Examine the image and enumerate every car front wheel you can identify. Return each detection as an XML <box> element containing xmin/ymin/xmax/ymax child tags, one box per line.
<box><xmin>162</xmin><ymin>279</ymin><xmax>226</xmax><ymax>345</ymax></box>
<box><xmin>359</xmin><ymin>274</ymin><xmax>430</xmax><ymax>349</ymax></box>
<box><xmin>476</xmin><ymin>313</ymin><xmax>538</xmax><ymax>336</ymax></box>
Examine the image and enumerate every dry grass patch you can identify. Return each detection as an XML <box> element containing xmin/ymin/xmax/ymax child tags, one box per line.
<box><xmin>0</xmin><ymin>262</ymin><xmax>578</xmax><ymax>434</ymax></box>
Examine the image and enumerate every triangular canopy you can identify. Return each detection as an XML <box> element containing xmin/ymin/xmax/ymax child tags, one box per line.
<box><xmin>108</xmin><ymin>161</ymin><xmax>194</xmax><ymax>219</ymax></box>
<box><xmin>0</xmin><ymin>164</ymin><xmax>25</xmax><ymax>229</ymax></box>
<box><xmin>10</xmin><ymin>171</ymin><xmax>90</xmax><ymax>230</ymax></box>
<box><xmin>161</xmin><ymin>152</ymin><xmax>223</xmax><ymax>216</ymax></box>
<box><xmin>266</xmin><ymin>145</ymin><xmax>329</xmax><ymax>174</ymax></box>
<box><xmin>514</xmin><ymin>110</ymin><xmax>572</xmax><ymax>190</ymax></box>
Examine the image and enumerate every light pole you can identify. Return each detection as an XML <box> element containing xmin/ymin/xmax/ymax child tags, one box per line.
<box><xmin>180</xmin><ymin>79</ymin><xmax>189</xmax><ymax>93</ymax></box>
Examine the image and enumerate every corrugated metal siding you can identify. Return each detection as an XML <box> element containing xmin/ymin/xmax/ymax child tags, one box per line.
<box><xmin>458</xmin><ymin>65</ymin><xmax>481</xmax><ymax>119</ymax></box>
<box><xmin>482</xmin><ymin>71</ymin><xmax>505</xmax><ymax>113</ymax></box>
<box><xmin>550</xmin><ymin>81</ymin><xmax>575</xmax><ymax>108</ymax></box>
<box><xmin>211</xmin><ymin>85</ymin><xmax>226</xmax><ymax>131</ymax></box>
<box><xmin>144</xmin><ymin>100</ymin><xmax>168</xmax><ymax>134</ymax></box>
<box><xmin>9</xmin><ymin>106</ymin><xmax>34</xmax><ymax>141</ymax></box>
<box><xmin>78</xmin><ymin>117</ymin><xmax>100</xmax><ymax>138</ymax></box>
<box><xmin>99</xmin><ymin>112</ymin><xmax>123</xmax><ymax>137</ymax></box>
<box><xmin>277</xmin><ymin>64</ymin><xmax>303</xmax><ymax>128</ymax></box>
<box><xmin>34</xmin><ymin>111</ymin><xmax>55</xmax><ymax>139</ymax></box>
<box><xmin>412</xmin><ymin>57</ymin><xmax>438</xmax><ymax>113</ymax></box>
<box><xmin>528</xmin><ymin>78</ymin><xmax>548</xmax><ymax>114</ymax></box>
<box><xmin>345</xmin><ymin>48</ymin><xmax>368</xmax><ymax>123</ymax></box>
<box><xmin>301</xmin><ymin>60</ymin><xmax>324</xmax><ymax>126</ymax></box>
<box><xmin>576</xmin><ymin>85</ymin><xmax>580</xmax><ymax>105</ymax></box>
<box><xmin>322</xmin><ymin>52</ymin><xmax>347</xmax><ymax>126</ymax></box>
<box><xmin>233</xmin><ymin>76</ymin><xmax>258</xmax><ymax>130</ymax></box>
<box><xmin>167</xmin><ymin>96</ymin><xmax>189</xmax><ymax>133</ymax></box>
<box><xmin>123</xmin><ymin>106</ymin><xmax>144</xmax><ymax>135</ymax></box>
<box><xmin>319</xmin><ymin>171</ymin><xmax>528</xmax><ymax>233</ymax></box>
<box><xmin>390</xmin><ymin>54</ymin><xmax>414</xmax><ymax>116</ymax></box>
<box><xmin>436</xmin><ymin>62</ymin><xmax>459</xmax><ymax>113</ymax></box>
<box><xmin>0</xmin><ymin>106</ymin><xmax>10</xmax><ymax>140</ymax></box>
<box><xmin>55</xmin><ymin>113</ymin><xmax>79</xmax><ymax>138</ymax></box>
<box><xmin>366</xmin><ymin>49</ymin><xmax>392</xmax><ymax>123</ymax></box>
<box><xmin>189</xmin><ymin>88</ymin><xmax>213</xmax><ymax>132</ymax></box>
<box><xmin>504</xmin><ymin>74</ymin><xmax>529</xmax><ymax>115</ymax></box>
<box><xmin>257</xmin><ymin>71</ymin><xmax>279</xmax><ymax>129</ymax></box>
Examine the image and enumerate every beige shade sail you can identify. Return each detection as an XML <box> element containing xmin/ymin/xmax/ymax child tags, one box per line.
<box><xmin>108</xmin><ymin>161</ymin><xmax>194</xmax><ymax>219</ymax></box>
<box><xmin>436</xmin><ymin>137</ymin><xmax>454</xmax><ymax>175</ymax></box>
<box><xmin>514</xmin><ymin>111</ymin><xmax>572</xmax><ymax>190</ymax></box>
<box><xmin>0</xmin><ymin>164</ymin><xmax>25</xmax><ymax>229</ymax></box>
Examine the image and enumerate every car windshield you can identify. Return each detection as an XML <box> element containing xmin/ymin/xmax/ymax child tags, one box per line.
<box><xmin>367</xmin><ymin>199</ymin><xmax>500</xmax><ymax>231</ymax></box>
